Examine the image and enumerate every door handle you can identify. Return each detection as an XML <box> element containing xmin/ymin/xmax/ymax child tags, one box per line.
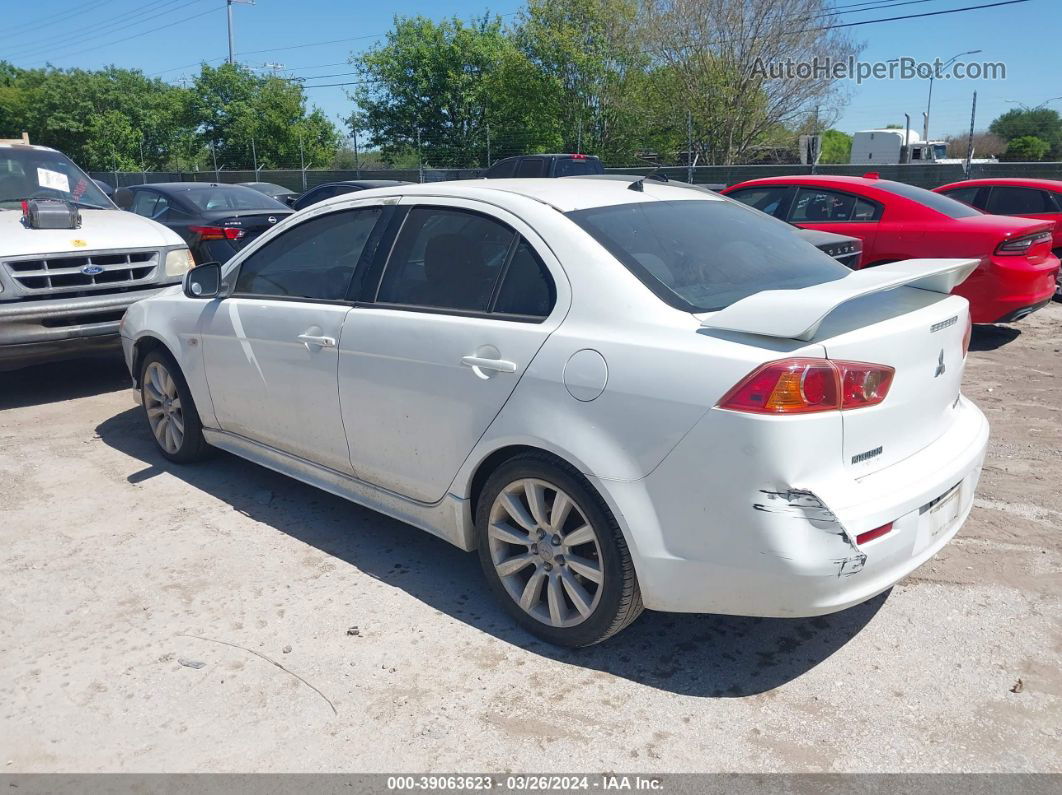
<box><xmin>461</xmin><ymin>355</ymin><xmax>517</xmax><ymax>373</ymax></box>
<box><xmin>297</xmin><ymin>333</ymin><xmax>337</xmax><ymax>348</ymax></box>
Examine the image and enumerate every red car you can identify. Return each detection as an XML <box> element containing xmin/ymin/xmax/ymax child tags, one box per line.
<box><xmin>934</xmin><ymin>177</ymin><xmax>1062</xmax><ymax>300</ymax></box>
<box><xmin>722</xmin><ymin>174</ymin><xmax>1059</xmax><ymax>323</ymax></box>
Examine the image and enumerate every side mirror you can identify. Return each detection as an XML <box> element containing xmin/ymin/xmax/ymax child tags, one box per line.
<box><xmin>183</xmin><ymin>261</ymin><xmax>222</xmax><ymax>299</ymax></box>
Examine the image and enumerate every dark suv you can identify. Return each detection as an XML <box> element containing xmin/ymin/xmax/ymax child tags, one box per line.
<box><xmin>483</xmin><ymin>154</ymin><xmax>604</xmax><ymax>178</ymax></box>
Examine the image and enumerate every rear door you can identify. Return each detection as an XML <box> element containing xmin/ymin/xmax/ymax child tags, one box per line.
<box><xmin>786</xmin><ymin>186</ymin><xmax>881</xmax><ymax>260</ymax></box>
<box><xmin>985</xmin><ymin>186</ymin><xmax>1062</xmax><ymax>248</ymax></box>
<box><xmin>338</xmin><ymin>198</ymin><xmax>566</xmax><ymax>503</ymax></box>
<box><xmin>201</xmin><ymin>203</ymin><xmax>386</xmax><ymax>473</ymax></box>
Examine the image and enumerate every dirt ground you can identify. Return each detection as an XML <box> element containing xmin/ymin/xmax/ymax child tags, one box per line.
<box><xmin>1</xmin><ymin>304</ymin><xmax>1059</xmax><ymax>773</ymax></box>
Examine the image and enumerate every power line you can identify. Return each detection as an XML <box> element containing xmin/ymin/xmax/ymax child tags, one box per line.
<box><xmin>23</xmin><ymin>5</ymin><xmax>225</xmax><ymax>66</ymax></box>
<box><xmin>0</xmin><ymin>0</ymin><xmax>117</xmax><ymax>41</ymax></box>
<box><xmin>5</xmin><ymin>0</ymin><xmax>200</xmax><ymax>61</ymax></box>
<box><xmin>809</xmin><ymin>0</ymin><xmax>1030</xmax><ymax>29</ymax></box>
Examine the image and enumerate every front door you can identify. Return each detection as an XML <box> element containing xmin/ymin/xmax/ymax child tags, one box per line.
<box><xmin>338</xmin><ymin>199</ymin><xmax>564</xmax><ymax>503</ymax></box>
<box><xmin>201</xmin><ymin>204</ymin><xmax>386</xmax><ymax>473</ymax></box>
<box><xmin>787</xmin><ymin>186</ymin><xmax>881</xmax><ymax>264</ymax></box>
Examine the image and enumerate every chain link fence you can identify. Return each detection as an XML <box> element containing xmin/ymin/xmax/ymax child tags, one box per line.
<box><xmin>90</xmin><ymin>161</ymin><xmax>1062</xmax><ymax>192</ymax></box>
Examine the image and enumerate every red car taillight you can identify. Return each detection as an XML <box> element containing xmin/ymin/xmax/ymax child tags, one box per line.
<box><xmin>995</xmin><ymin>230</ymin><xmax>1052</xmax><ymax>255</ymax></box>
<box><xmin>190</xmin><ymin>225</ymin><xmax>244</xmax><ymax>241</ymax></box>
<box><xmin>961</xmin><ymin>311</ymin><xmax>973</xmax><ymax>357</ymax></box>
<box><xmin>717</xmin><ymin>358</ymin><xmax>894</xmax><ymax>415</ymax></box>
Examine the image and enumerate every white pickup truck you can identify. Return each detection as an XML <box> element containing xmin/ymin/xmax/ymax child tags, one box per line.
<box><xmin>0</xmin><ymin>136</ymin><xmax>193</xmax><ymax>370</ymax></box>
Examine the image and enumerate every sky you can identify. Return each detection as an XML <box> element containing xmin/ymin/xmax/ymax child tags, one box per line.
<box><xmin>4</xmin><ymin>0</ymin><xmax>1061</xmax><ymax>146</ymax></box>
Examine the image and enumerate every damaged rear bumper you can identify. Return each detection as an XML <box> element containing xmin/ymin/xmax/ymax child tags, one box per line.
<box><xmin>591</xmin><ymin>394</ymin><xmax>988</xmax><ymax>616</ymax></box>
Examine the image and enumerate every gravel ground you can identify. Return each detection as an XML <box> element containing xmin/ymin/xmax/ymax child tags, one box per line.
<box><xmin>1</xmin><ymin>304</ymin><xmax>1060</xmax><ymax>773</ymax></box>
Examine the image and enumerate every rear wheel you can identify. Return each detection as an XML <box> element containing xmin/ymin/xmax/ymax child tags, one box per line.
<box><xmin>476</xmin><ymin>454</ymin><xmax>643</xmax><ymax>646</ymax></box>
<box><xmin>1053</xmin><ymin>249</ymin><xmax>1061</xmax><ymax>301</ymax></box>
<box><xmin>140</xmin><ymin>350</ymin><xmax>210</xmax><ymax>463</ymax></box>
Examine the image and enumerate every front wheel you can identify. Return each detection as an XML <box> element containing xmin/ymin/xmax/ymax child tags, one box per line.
<box><xmin>140</xmin><ymin>350</ymin><xmax>210</xmax><ymax>463</ymax></box>
<box><xmin>476</xmin><ymin>454</ymin><xmax>643</xmax><ymax>647</ymax></box>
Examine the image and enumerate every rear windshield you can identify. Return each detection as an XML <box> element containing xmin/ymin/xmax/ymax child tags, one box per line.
<box><xmin>874</xmin><ymin>180</ymin><xmax>981</xmax><ymax>218</ymax></box>
<box><xmin>179</xmin><ymin>185</ymin><xmax>288</xmax><ymax>212</ymax></box>
<box><xmin>566</xmin><ymin>199</ymin><xmax>848</xmax><ymax>312</ymax></box>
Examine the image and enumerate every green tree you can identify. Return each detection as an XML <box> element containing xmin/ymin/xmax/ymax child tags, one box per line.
<box><xmin>189</xmin><ymin>63</ymin><xmax>339</xmax><ymax>171</ymax></box>
<box><xmin>351</xmin><ymin>15</ymin><xmax>554</xmax><ymax>167</ymax></box>
<box><xmin>818</xmin><ymin>129</ymin><xmax>852</xmax><ymax>164</ymax></box>
<box><xmin>1002</xmin><ymin>135</ymin><xmax>1051</xmax><ymax>161</ymax></box>
<box><xmin>989</xmin><ymin>108</ymin><xmax>1062</xmax><ymax>156</ymax></box>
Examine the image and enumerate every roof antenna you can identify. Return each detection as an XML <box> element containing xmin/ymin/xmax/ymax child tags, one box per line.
<box><xmin>628</xmin><ymin>164</ymin><xmax>670</xmax><ymax>192</ymax></box>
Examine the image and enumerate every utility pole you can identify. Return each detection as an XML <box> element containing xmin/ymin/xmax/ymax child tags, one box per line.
<box><xmin>964</xmin><ymin>91</ymin><xmax>977</xmax><ymax>177</ymax></box>
<box><xmin>139</xmin><ymin>136</ymin><xmax>146</xmax><ymax>183</ymax></box>
<box><xmin>486</xmin><ymin>123</ymin><xmax>491</xmax><ymax>169</ymax></box>
<box><xmin>251</xmin><ymin>136</ymin><xmax>259</xmax><ymax>175</ymax></box>
<box><xmin>577</xmin><ymin>119</ymin><xmax>582</xmax><ymax>154</ymax></box>
<box><xmin>352</xmin><ymin>130</ymin><xmax>360</xmax><ymax>178</ymax></box>
<box><xmin>686</xmin><ymin>110</ymin><xmax>693</xmax><ymax>184</ymax></box>
<box><xmin>417</xmin><ymin>128</ymin><xmax>424</xmax><ymax>184</ymax></box>
<box><xmin>211</xmin><ymin>142</ymin><xmax>219</xmax><ymax>182</ymax></box>
<box><xmin>226</xmin><ymin>0</ymin><xmax>255</xmax><ymax>66</ymax></box>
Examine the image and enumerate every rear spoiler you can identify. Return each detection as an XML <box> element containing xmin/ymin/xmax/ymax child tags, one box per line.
<box><xmin>699</xmin><ymin>258</ymin><xmax>979</xmax><ymax>341</ymax></box>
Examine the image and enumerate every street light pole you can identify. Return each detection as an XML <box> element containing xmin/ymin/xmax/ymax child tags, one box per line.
<box><xmin>926</xmin><ymin>50</ymin><xmax>981</xmax><ymax>141</ymax></box>
<box><xmin>226</xmin><ymin>0</ymin><xmax>255</xmax><ymax>66</ymax></box>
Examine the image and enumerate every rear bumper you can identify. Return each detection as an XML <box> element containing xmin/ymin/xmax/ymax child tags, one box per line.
<box><xmin>594</xmin><ymin>395</ymin><xmax>989</xmax><ymax>616</ymax></box>
<box><xmin>0</xmin><ymin>287</ymin><xmax>171</xmax><ymax>368</ymax></box>
<box><xmin>962</xmin><ymin>253</ymin><xmax>1059</xmax><ymax>323</ymax></box>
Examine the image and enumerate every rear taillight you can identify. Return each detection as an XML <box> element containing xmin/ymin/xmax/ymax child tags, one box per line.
<box><xmin>961</xmin><ymin>311</ymin><xmax>973</xmax><ymax>357</ymax></box>
<box><xmin>190</xmin><ymin>225</ymin><xmax>244</xmax><ymax>241</ymax></box>
<box><xmin>995</xmin><ymin>231</ymin><xmax>1052</xmax><ymax>255</ymax></box>
<box><xmin>717</xmin><ymin>358</ymin><xmax>895</xmax><ymax>415</ymax></box>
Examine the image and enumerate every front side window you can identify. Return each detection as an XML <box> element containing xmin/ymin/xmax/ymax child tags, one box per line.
<box><xmin>986</xmin><ymin>186</ymin><xmax>1055</xmax><ymax>215</ymax></box>
<box><xmin>234</xmin><ymin>207</ymin><xmax>383</xmax><ymax>300</ymax></box>
<box><xmin>567</xmin><ymin>199</ymin><xmax>848</xmax><ymax>313</ymax></box>
<box><xmin>377</xmin><ymin>207</ymin><xmax>516</xmax><ymax>312</ymax></box>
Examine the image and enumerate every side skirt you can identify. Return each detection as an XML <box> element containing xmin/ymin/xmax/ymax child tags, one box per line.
<box><xmin>202</xmin><ymin>429</ymin><xmax>475</xmax><ymax>551</ymax></box>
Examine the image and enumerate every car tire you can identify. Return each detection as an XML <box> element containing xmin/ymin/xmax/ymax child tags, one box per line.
<box><xmin>1053</xmin><ymin>250</ymin><xmax>1061</xmax><ymax>302</ymax></box>
<box><xmin>476</xmin><ymin>453</ymin><xmax>643</xmax><ymax>647</ymax></box>
<box><xmin>139</xmin><ymin>349</ymin><xmax>210</xmax><ymax>464</ymax></box>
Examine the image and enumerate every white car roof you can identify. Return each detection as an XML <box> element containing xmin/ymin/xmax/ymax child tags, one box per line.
<box><xmin>0</xmin><ymin>142</ymin><xmax>58</xmax><ymax>152</ymax></box>
<box><xmin>318</xmin><ymin>177</ymin><xmax>724</xmax><ymax>214</ymax></box>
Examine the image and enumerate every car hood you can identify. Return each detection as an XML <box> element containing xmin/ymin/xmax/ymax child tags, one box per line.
<box><xmin>0</xmin><ymin>208</ymin><xmax>184</xmax><ymax>258</ymax></box>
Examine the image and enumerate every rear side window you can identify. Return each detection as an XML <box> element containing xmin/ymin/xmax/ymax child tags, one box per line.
<box><xmin>986</xmin><ymin>186</ymin><xmax>1055</xmax><ymax>215</ymax></box>
<box><xmin>515</xmin><ymin>158</ymin><xmax>547</xmax><ymax>178</ymax></box>
<box><xmin>567</xmin><ymin>199</ymin><xmax>848</xmax><ymax>313</ymax></box>
<box><xmin>235</xmin><ymin>207</ymin><xmax>382</xmax><ymax>300</ymax></box>
<box><xmin>939</xmin><ymin>186</ymin><xmax>982</xmax><ymax>208</ymax></box>
<box><xmin>493</xmin><ymin>240</ymin><xmax>555</xmax><ymax>318</ymax></box>
<box><xmin>182</xmin><ymin>186</ymin><xmax>284</xmax><ymax>212</ymax></box>
<box><xmin>726</xmin><ymin>186</ymin><xmax>789</xmax><ymax>217</ymax></box>
<box><xmin>485</xmin><ymin>158</ymin><xmax>518</xmax><ymax>178</ymax></box>
<box><xmin>874</xmin><ymin>180</ymin><xmax>981</xmax><ymax>218</ymax></box>
<box><xmin>376</xmin><ymin>207</ymin><xmax>555</xmax><ymax>319</ymax></box>
<box><xmin>377</xmin><ymin>208</ymin><xmax>516</xmax><ymax>312</ymax></box>
<box><xmin>554</xmin><ymin>158</ymin><xmax>602</xmax><ymax>177</ymax></box>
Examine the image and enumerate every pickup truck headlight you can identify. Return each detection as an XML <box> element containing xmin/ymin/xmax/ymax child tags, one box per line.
<box><xmin>163</xmin><ymin>247</ymin><xmax>195</xmax><ymax>277</ymax></box>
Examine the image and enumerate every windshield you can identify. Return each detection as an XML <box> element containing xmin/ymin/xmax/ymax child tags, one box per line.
<box><xmin>874</xmin><ymin>179</ymin><xmax>981</xmax><ymax>218</ymax></box>
<box><xmin>567</xmin><ymin>199</ymin><xmax>849</xmax><ymax>312</ymax></box>
<box><xmin>0</xmin><ymin>147</ymin><xmax>113</xmax><ymax>209</ymax></box>
<box><xmin>179</xmin><ymin>185</ymin><xmax>289</xmax><ymax>212</ymax></box>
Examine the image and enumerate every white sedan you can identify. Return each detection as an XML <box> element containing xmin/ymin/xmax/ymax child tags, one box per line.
<box><xmin>120</xmin><ymin>178</ymin><xmax>989</xmax><ymax>647</ymax></box>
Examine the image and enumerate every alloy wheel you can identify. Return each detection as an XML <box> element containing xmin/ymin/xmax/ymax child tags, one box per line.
<box><xmin>487</xmin><ymin>478</ymin><xmax>604</xmax><ymax>628</ymax></box>
<box><xmin>143</xmin><ymin>361</ymin><xmax>185</xmax><ymax>455</ymax></box>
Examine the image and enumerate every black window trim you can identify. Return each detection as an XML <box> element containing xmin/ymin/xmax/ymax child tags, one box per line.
<box><xmin>359</xmin><ymin>203</ymin><xmax>556</xmax><ymax>324</ymax></box>
<box><xmin>787</xmin><ymin>185</ymin><xmax>884</xmax><ymax>223</ymax></box>
<box><xmin>225</xmin><ymin>204</ymin><xmax>392</xmax><ymax>304</ymax></box>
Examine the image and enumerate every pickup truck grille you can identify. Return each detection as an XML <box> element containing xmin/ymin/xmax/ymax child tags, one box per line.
<box><xmin>2</xmin><ymin>249</ymin><xmax>159</xmax><ymax>297</ymax></box>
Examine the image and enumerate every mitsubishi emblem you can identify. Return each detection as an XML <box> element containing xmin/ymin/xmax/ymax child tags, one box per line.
<box><xmin>934</xmin><ymin>349</ymin><xmax>946</xmax><ymax>378</ymax></box>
